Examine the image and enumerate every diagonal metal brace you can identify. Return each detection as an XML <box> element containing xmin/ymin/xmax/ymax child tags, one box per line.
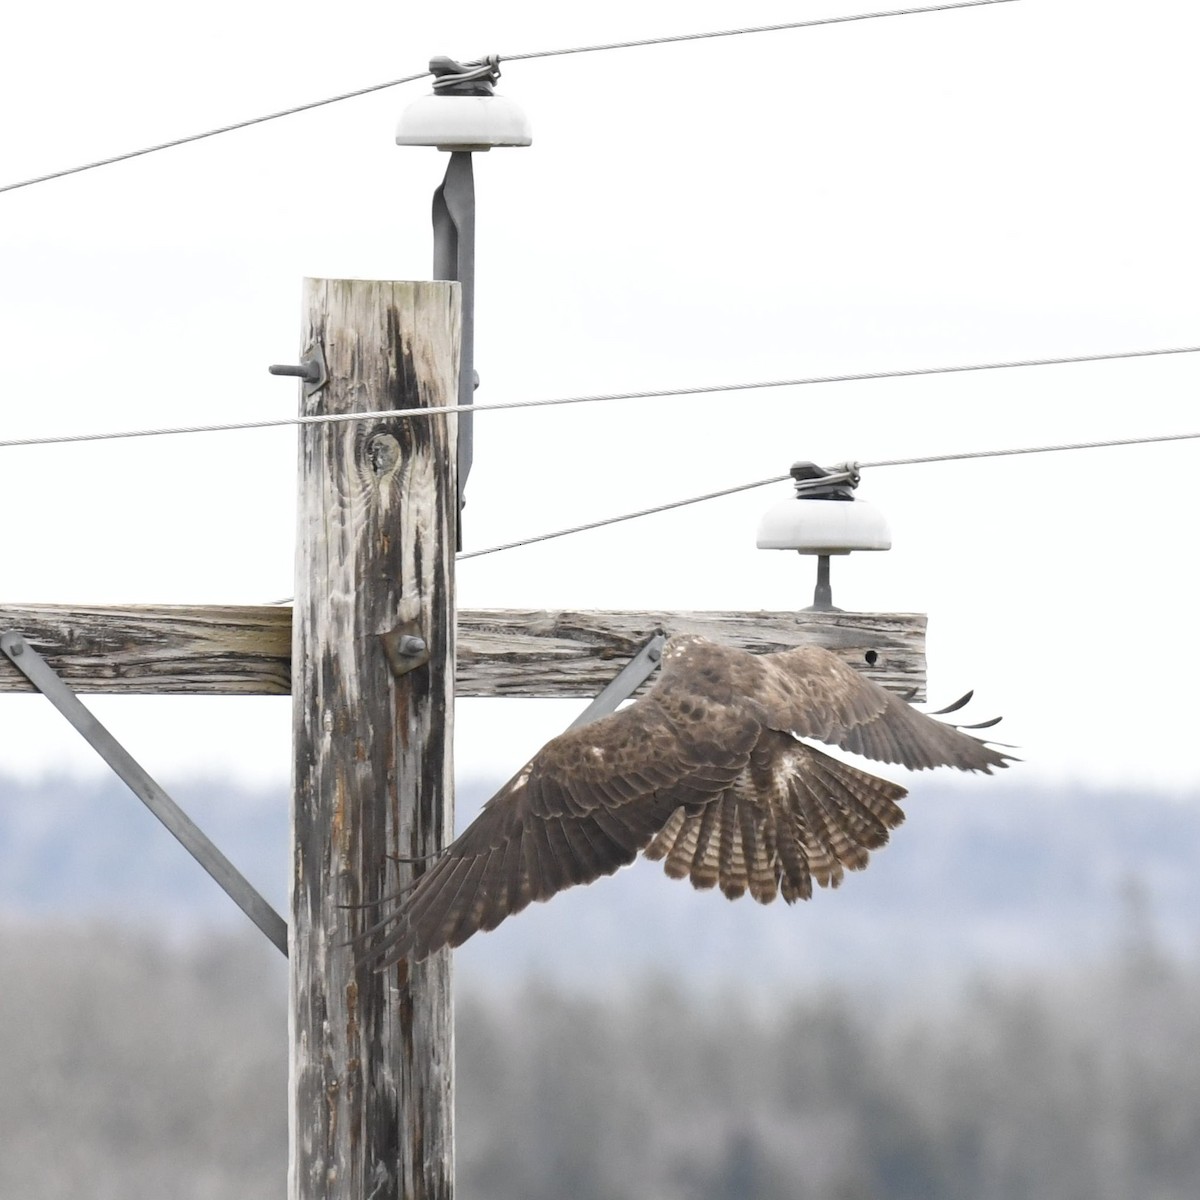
<box><xmin>0</xmin><ymin>632</ymin><xmax>288</xmax><ymax>957</ymax></box>
<box><xmin>567</xmin><ymin>632</ymin><xmax>667</xmax><ymax>731</ymax></box>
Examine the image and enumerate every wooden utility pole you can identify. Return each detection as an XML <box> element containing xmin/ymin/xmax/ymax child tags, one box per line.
<box><xmin>290</xmin><ymin>279</ymin><xmax>459</xmax><ymax>1200</ymax></box>
<box><xmin>0</xmin><ymin>286</ymin><xmax>933</xmax><ymax>1200</ymax></box>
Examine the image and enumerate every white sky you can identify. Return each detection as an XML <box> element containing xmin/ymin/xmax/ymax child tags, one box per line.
<box><xmin>1</xmin><ymin>0</ymin><xmax>1197</xmax><ymax>796</ymax></box>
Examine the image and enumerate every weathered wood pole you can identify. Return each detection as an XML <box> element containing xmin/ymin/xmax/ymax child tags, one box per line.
<box><xmin>291</xmin><ymin>279</ymin><xmax>459</xmax><ymax>1200</ymax></box>
<box><xmin>0</xmin><ymin>604</ymin><xmax>928</xmax><ymax>699</ymax></box>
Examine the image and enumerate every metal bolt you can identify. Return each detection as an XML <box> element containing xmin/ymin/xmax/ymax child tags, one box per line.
<box><xmin>269</xmin><ymin>360</ymin><xmax>322</xmax><ymax>383</ymax></box>
<box><xmin>9</xmin><ymin>639</ymin><xmax>23</xmax><ymax>657</ymax></box>
<box><xmin>396</xmin><ymin>635</ymin><xmax>427</xmax><ymax>657</ymax></box>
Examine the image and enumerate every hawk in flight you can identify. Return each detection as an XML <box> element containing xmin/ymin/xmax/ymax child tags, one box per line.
<box><xmin>363</xmin><ymin>635</ymin><xmax>1011</xmax><ymax>966</ymax></box>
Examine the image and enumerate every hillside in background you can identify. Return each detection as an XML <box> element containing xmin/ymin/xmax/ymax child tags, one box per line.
<box><xmin>4</xmin><ymin>771</ymin><xmax>1200</xmax><ymax>1199</ymax></box>
<box><xmin>2</xmin><ymin>922</ymin><xmax>1199</xmax><ymax>1200</ymax></box>
<box><xmin>1</xmin><ymin>771</ymin><xmax>1198</xmax><ymax>995</ymax></box>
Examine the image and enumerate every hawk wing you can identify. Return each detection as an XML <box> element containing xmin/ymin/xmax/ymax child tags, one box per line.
<box><xmin>750</xmin><ymin>642</ymin><xmax>1011</xmax><ymax>772</ymax></box>
<box><xmin>643</xmin><ymin>639</ymin><xmax>1010</xmax><ymax>902</ymax></box>
<box><xmin>362</xmin><ymin>661</ymin><xmax>762</xmax><ymax>966</ymax></box>
<box><xmin>362</xmin><ymin>635</ymin><xmax>1012</xmax><ymax>964</ymax></box>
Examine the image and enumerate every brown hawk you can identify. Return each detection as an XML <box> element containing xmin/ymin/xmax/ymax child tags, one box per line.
<box><xmin>363</xmin><ymin>634</ymin><xmax>1011</xmax><ymax>965</ymax></box>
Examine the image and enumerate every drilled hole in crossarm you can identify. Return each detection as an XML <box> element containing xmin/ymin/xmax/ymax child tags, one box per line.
<box><xmin>864</xmin><ymin>650</ymin><xmax>879</xmax><ymax>666</ymax></box>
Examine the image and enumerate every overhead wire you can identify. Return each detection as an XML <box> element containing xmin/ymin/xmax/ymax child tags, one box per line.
<box><xmin>0</xmin><ymin>72</ymin><xmax>431</xmax><ymax>196</ymax></box>
<box><xmin>457</xmin><ymin>428</ymin><xmax>1200</xmax><ymax>560</ymax></box>
<box><xmin>861</xmin><ymin>428</ymin><xmax>1200</xmax><ymax>470</ymax></box>
<box><xmin>0</xmin><ymin>0</ymin><xmax>1020</xmax><ymax>196</ymax></box>
<box><xmin>502</xmin><ymin>1</ymin><xmax>1020</xmax><ymax>62</ymax></box>
<box><xmin>2</xmin><ymin>342</ymin><xmax>1196</xmax><ymax>452</ymax></box>
<box><xmin>456</xmin><ymin>474</ymin><xmax>791</xmax><ymax>560</ymax></box>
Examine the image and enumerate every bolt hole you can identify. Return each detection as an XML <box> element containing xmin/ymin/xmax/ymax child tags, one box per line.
<box><xmin>864</xmin><ymin>650</ymin><xmax>879</xmax><ymax>666</ymax></box>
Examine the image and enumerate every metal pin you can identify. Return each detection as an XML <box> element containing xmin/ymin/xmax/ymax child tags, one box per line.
<box><xmin>269</xmin><ymin>361</ymin><xmax>322</xmax><ymax>383</ymax></box>
<box><xmin>268</xmin><ymin>342</ymin><xmax>328</xmax><ymax>396</ymax></box>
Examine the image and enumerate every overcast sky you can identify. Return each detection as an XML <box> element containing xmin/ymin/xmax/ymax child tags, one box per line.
<box><xmin>2</xmin><ymin>0</ymin><xmax>1197</xmax><ymax>798</ymax></box>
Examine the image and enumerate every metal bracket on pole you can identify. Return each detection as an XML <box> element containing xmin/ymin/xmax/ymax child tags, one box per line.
<box><xmin>567</xmin><ymin>632</ymin><xmax>667</xmax><ymax>731</ymax></box>
<box><xmin>381</xmin><ymin>627</ymin><xmax>430</xmax><ymax>678</ymax></box>
<box><xmin>0</xmin><ymin>632</ymin><xmax>288</xmax><ymax>957</ymax></box>
<box><xmin>268</xmin><ymin>338</ymin><xmax>328</xmax><ymax>397</ymax></box>
<box><xmin>432</xmin><ymin>150</ymin><xmax>477</xmax><ymax>533</ymax></box>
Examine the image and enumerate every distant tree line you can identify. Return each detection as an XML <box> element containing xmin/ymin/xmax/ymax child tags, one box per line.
<box><xmin>2</xmin><ymin>915</ymin><xmax>1198</xmax><ymax>1200</ymax></box>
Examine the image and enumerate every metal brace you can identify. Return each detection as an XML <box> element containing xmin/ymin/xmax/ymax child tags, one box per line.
<box><xmin>432</xmin><ymin>149</ymin><xmax>477</xmax><ymax>532</ymax></box>
<box><xmin>567</xmin><ymin>632</ymin><xmax>667</xmax><ymax>731</ymax></box>
<box><xmin>0</xmin><ymin>632</ymin><xmax>288</xmax><ymax>957</ymax></box>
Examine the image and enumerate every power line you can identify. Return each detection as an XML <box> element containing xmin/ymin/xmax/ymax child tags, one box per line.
<box><xmin>2</xmin><ymin>342</ymin><xmax>1196</xmax><ymax>452</ymax></box>
<box><xmin>458</xmin><ymin>428</ymin><xmax>1200</xmax><ymax>560</ymax></box>
<box><xmin>503</xmin><ymin>1</ymin><xmax>1019</xmax><ymax>62</ymax></box>
<box><xmin>456</xmin><ymin>474</ymin><xmax>791</xmax><ymax>560</ymax></box>
<box><xmin>863</xmin><ymin>427</ymin><xmax>1200</xmax><ymax>470</ymax></box>
<box><xmin>0</xmin><ymin>0</ymin><xmax>1019</xmax><ymax>196</ymax></box>
<box><xmin>0</xmin><ymin>73</ymin><xmax>431</xmax><ymax>196</ymax></box>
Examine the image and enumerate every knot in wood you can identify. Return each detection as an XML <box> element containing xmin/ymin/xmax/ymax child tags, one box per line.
<box><xmin>366</xmin><ymin>432</ymin><xmax>401</xmax><ymax>477</ymax></box>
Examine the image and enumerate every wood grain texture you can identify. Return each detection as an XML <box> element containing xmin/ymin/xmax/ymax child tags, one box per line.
<box><xmin>457</xmin><ymin>608</ymin><xmax>927</xmax><ymax>702</ymax></box>
<box><xmin>0</xmin><ymin>604</ymin><xmax>291</xmax><ymax>694</ymax></box>
<box><xmin>289</xmin><ymin>279</ymin><xmax>458</xmax><ymax>1200</ymax></box>
<box><xmin>0</xmin><ymin>607</ymin><xmax>926</xmax><ymax>700</ymax></box>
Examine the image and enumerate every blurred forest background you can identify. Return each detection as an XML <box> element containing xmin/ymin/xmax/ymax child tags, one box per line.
<box><xmin>2</xmin><ymin>773</ymin><xmax>1199</xmax><ymax>1199</ymax></box>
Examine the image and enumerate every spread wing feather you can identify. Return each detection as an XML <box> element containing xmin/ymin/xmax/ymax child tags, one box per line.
<box><xmin>363</xmin><ymin>676</ymin><xmax>761</xmax><ymax>966</ymax></box>
<box><xmin>361</xmin><ymin>634</ymin><xmax>1011</xmax><ymax>965</ymax></box>
<box><xmin>750</xmin><ymin>643</ymin><xmax>1011</xmax><ymax>773</ymax></box>
<box><xmin>717</xmin><ymin>791</ymin><xmax>747</xmax><ymax>900</ymax></box>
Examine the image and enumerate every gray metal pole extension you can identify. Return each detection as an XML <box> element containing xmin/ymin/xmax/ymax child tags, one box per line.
<box><xmin>432</xmin><ymin>150</ymin><xmax>476</xmax><ymax>542</ymax></box>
